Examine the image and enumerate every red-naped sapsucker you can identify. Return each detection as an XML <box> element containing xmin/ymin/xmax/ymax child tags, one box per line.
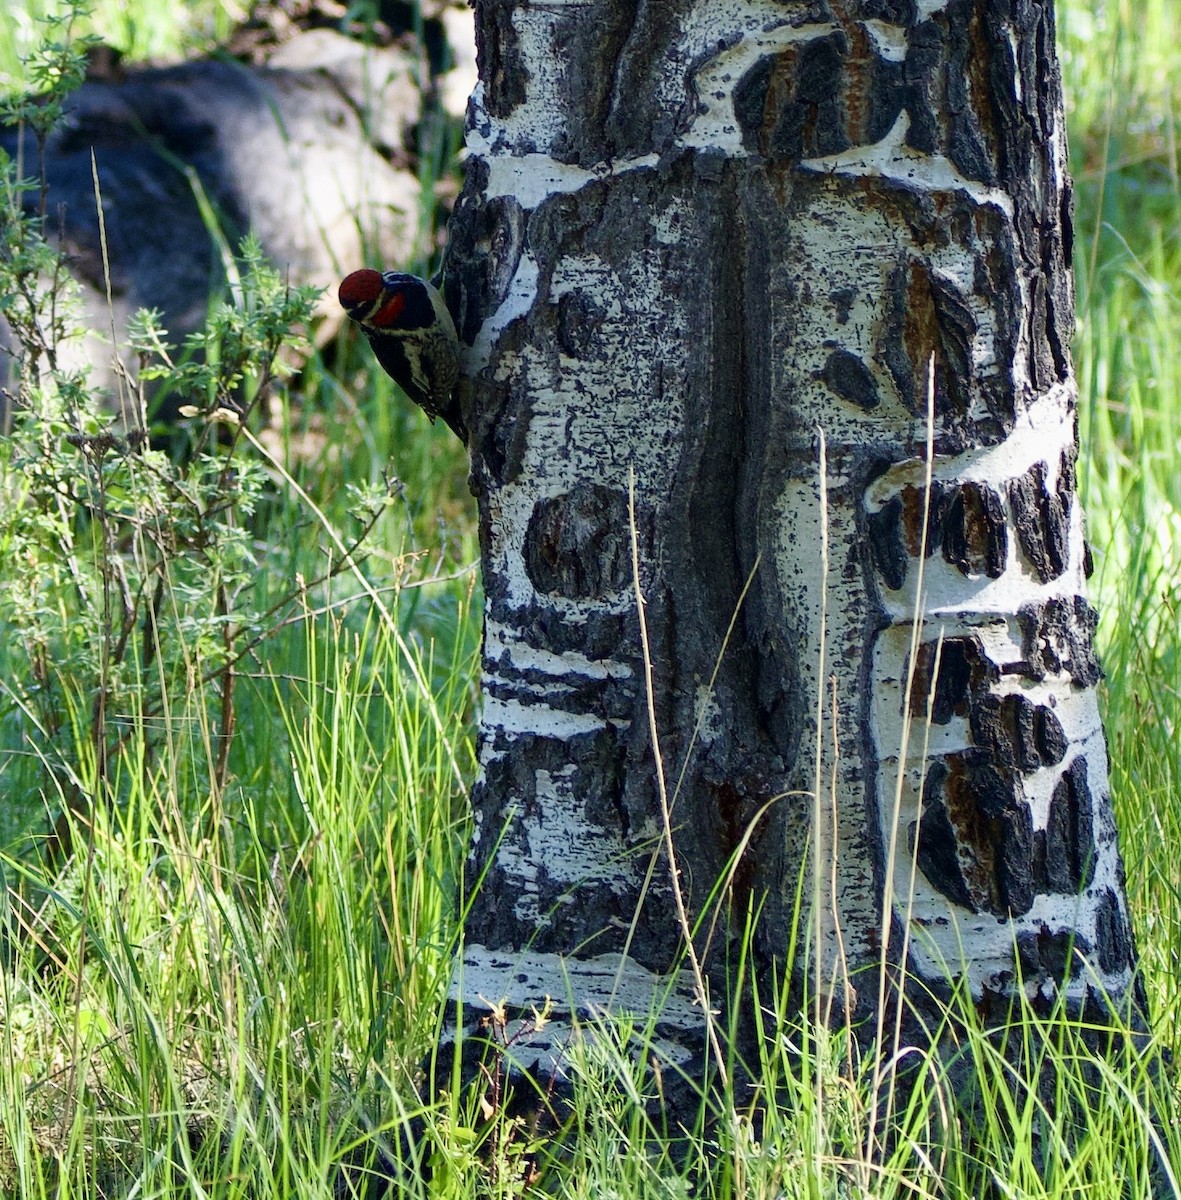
<box><xmin>338</xmin><ymin>269</ymin><xmax>464</xmax><ymax>440</ymax></box>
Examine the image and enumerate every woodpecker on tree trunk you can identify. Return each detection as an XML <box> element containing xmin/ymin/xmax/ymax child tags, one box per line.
<box><xmin>338</xmin><ymin>269</ymin><xmax>465</xmax><ymax>441</ymax></box>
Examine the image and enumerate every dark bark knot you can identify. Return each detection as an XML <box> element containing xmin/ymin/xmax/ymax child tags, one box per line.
<box><xmin>480</xmin><ymin>0</ymin><xmax>529</xmax><ymax>118</ymax></box>
<box><xmin>821</xmin><ymin>347</ymin><xmax>880</xmax><ymax>410</ymax></box>
<box><xmin>913</xmin><ymin>746</ymin><xmax>1099</xmax><ymax>918</ymax></box>
<box><xmin>916</xmin><ymin>753</ymin><xmax>1035</xmax><ymax>918</ymax></box>
<box><xmin>525</xmin><ymin>485</ymin><xmax>633</xmax><ymax>600</ymax></box>
<box><xmin>878</xmin><ymin>243</ymin><xmax>1020</xmax><ymax>443</ymax></box>
<box><xmin>1036</xmin><ymin>755</ymin><xmax>1096</xmax><ymax>894</ymax></box>
<box><xmin>556</xmin><ymin>290</ymin><xmax>607</xmax><ymax>359</ymax></box>
<box><xmin>1017</xmin><ymin>596</ymin><xmax>1102</xmax><ymax>687</ymax></box>
<box><xmin>1007</xmin><ymin>453</ymin><xmax>1076</xmax><ymax>583</ymax></box>
<box><xmin>908</xmin><ymin>635</ymin><xmax>1100</xmax><ymax>917</ymax></box>
<box><xmin>733</xmin><ymin>32</ymin><xmax>851</xmax><ymax>161</ymax></box>
<box><xmin>1016</xmin><ymin>924</ymin><xmax>1090</xmax><ymax>987</ymax></box>
<box><xmin>868</xmin><ymin>478</ymin><xmax>1010</xmax><ymax>590</ymax></box>
<box><xmin>909</xmin><ymin>635</ymin><xmax>997</xmax><ymax>726</ymax></box>
<box><xmin>445</xmin><ymin>190</ymin><xmax>526</xmax><ymax>347</ymax></box>
<box><xmin>729</xmin><ymin>9</ymin><xmax>996</xmax><ymax>173</ymax></box>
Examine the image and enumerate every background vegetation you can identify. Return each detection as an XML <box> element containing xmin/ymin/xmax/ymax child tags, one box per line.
<box><xmin>0</xmin><ymin>0</ymin><xmax>1178</xmax><ymax>1196</ymax></box>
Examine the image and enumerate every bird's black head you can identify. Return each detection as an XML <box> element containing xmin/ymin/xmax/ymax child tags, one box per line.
<box><xmin>338</xmin><ymin>270</ymin><xmax>435</xmax><ymax>331</ymax></box>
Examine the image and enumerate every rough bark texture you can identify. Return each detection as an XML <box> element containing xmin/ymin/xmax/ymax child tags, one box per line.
<box><xmin>444</xmin><ymin>0</ymin><xmax>1138</xmax><ymax>1077</ymax></box>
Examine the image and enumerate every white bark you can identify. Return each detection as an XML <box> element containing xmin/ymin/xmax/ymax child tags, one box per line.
<box><xmin>444</xmin><ymin>0</ymin><xmax>1139</xmax><ymax>1075</ymax></box>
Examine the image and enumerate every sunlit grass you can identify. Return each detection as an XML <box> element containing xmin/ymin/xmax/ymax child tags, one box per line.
<box><xmin>0</xmin><ymin>0</ymin><xmax>242</xmax><ymax>91</ymax></box>
<box><xmin>1063</xmin><ymin>0</ymin><xmax>1181</xmax><ymax>1038</ymax></box>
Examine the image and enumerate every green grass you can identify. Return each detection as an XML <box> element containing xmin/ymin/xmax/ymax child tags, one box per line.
<box><xmin>0</xmin><ymin>0</ymin><xmax>240</xmax><ymax>90</ymax></box>
<box><xmin>1065</xmin><ymin>0</ymin><xmax>1181</xmax><ymax>1034</ymax></box>
<box><xmin>0</xmin><ymin>0</ymin><xmax>1180</xmax><ymax>1196</ymax></box>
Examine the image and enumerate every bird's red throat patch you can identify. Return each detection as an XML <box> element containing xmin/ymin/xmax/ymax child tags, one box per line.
<box><xmin>370</xmin><ymin>291</ymin><xmax>407</xmax><ymax>327</ymax></box>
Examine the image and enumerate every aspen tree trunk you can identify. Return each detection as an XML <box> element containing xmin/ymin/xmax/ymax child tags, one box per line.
<box><xmin>443</xmin><ymin>0</ymin><xmax>1140</xmax><ymax>1078</ymax></box>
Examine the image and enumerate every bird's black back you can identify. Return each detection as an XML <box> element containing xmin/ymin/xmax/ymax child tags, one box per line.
<box><xmin>378</xmin><ymin>274</ymin><xmax>436</xmax><ymax>330</ymax></box>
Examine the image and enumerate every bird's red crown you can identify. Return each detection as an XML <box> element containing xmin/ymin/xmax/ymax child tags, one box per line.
<box><xmin>338</xmin><ymin>269</ymin><xmax>384</xmax><ymax>311</ymax></box>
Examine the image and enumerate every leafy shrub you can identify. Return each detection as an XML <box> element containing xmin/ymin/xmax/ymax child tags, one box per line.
<box><xmin>0</xmin><ymin>11</ymin><xmax>326</xmax><ymax>839</ymax></box>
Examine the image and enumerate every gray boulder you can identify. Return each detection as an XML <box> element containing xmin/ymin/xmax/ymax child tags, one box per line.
<box><xmin>0</xmin><ymin>31</ymin><xmax>425</xmax><ymax>426</ymax></box>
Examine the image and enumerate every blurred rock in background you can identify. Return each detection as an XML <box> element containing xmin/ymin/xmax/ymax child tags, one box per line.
<box><xmin>0</xmin><ymin>0</ymin><xmax>476</xmax><ymax>427</ymax></box>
